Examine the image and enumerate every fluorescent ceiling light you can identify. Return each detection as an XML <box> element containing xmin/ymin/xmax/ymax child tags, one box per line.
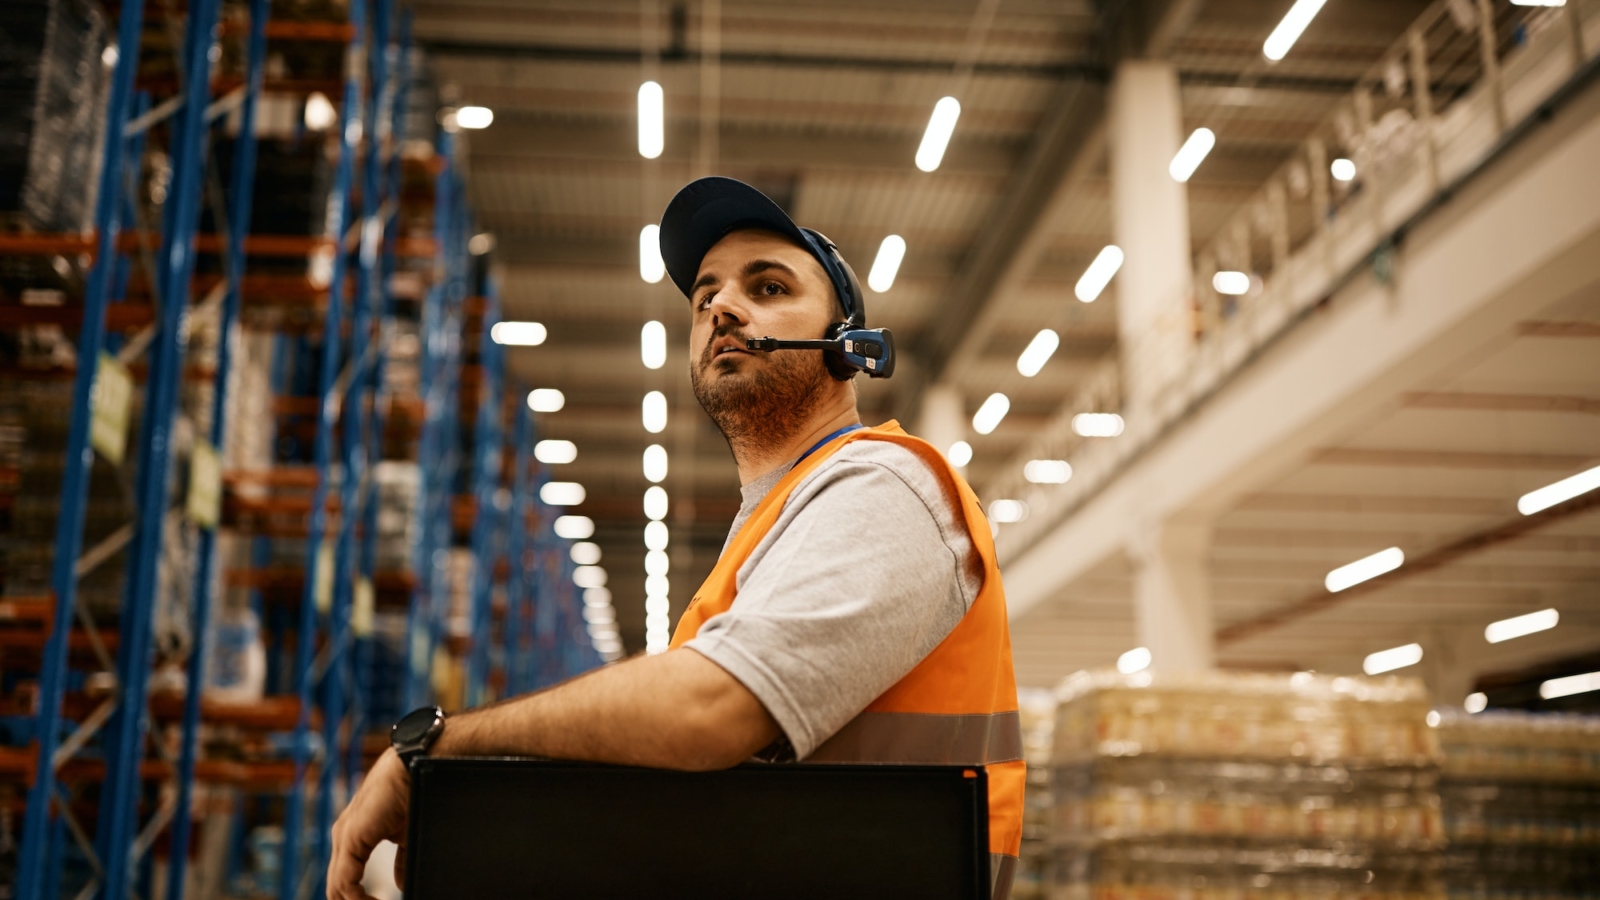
<box><xmin>1540</xmin><ymin>670</ymin><xmax>1600</xmax><ymax>699</ymax></box>
<box><xmin>534</xmin><ymin>439</ymin><xmax>576</xmax><ymax>464</ymax></box>
<box><xmin>1075</xmin><ymin>245</ymin><xmax>1124</xmax><ymax>303</ymax></box>
<box><xmin>1485</xmin><ymin>608</ymin><xmax>1559</xmax><ymax>644</ymax></box>
<box><xmin>645</xmin><ymin>550</ymin><xmax>670</xmax><ymax>577</ymax></box>
<box><xmin>639</xmin><ymin>224</ymin><xmax>665</xmax><ymax>284</ymax></box>
<box><xmin>490</xmin><ymin>321</ymin><xmax>546</xmax><ymax>346</ymax></box>
<box><xmin>583</xmin><ymin>587</ymin><xmax>612</xmax><ymax>608</ymax></box>
<box><xmin>1464</xmin><ymin>691</ymin><xmax>1487</xmax><ymax>713</ymax></box>
<box><xmin>1016</xmin><ymin>329</ymin><xmax>1059</xmax><ymax>377</ymax></box>
<box><xmin>586</xmin><ymin>621</ymin><xmax>617</xmax><ymax>640</ymax></box>
<box><xmin>947</xmin><ymin>441</ymin><xmax>972</xmax><ymax>467</ymax></box>
<box><xmin>1024</xmin><ymin>459</ymin><xmax>1072</xmax><ymax>484</ymax></box>
<box><xmin>1517</xmin><ymin>464</ymin><xmax>1600</xmax><ymax>515</ymax></box>
<box><xmin>1071</xmin><ymin>413</ymin><xmax>1124</xmax><ymax>438</ymax></box>
<box><xmin>1510</xmin><ymin>0</ymin><xmax>1566</xmax><ymax>6</ymax></box>
<box><xmin>1325</xmin><ymin>547</ymin><xmax>1404</xmax><ymax>593</ymax></box>
<box><xmin>1363</xmin><ymin>642</ymin><xmax>1423</xmax><ymax>675</ymax></box>
<box><xmin>527</xmin><ymin>388</ymin><xmax>564</xmax><ymax>413</ymax></box>
<box><xmin>304</xmin><ymin>92</ymin><xmax>336</xmax><ymax>130</ymax></box>
<box><xmin>1169</xmin><ymin>127</ymin><xmax>1216</xmax><ymax>182</ymax></box>
<box><xmin>915</xmin><ymin>96</ymin><xmax>961</xmax><ymax>172</ymax></box>
<box><xmin>644</xmin><ymin>486</ymin><xmax>669</xmax><ymax>521</ymax></box>
<box><xmin>456</xmin><ymin>106</ymin><xmax>493</xmax><ymax>129</ymax></box>
<box><xmin>540</xmin><ymin>481</ymin><xmax>586</xmax><ymax>507</ymax></box>
<box><xmin>643</xmin><ymin>444</ymin><xmax>669</xmax><ymax>483</ymax></box>
<box><xmin>641</xmin><ymin>319</ymin><xmax>667</xmax><ymax>369</ymax></box>
<box><xmin>570</xmin><ymin>541</ymin><xmax>602</xmax><ymax>566</ymax></box>
<box><xmin>988</xmin><ymin>499</ymin><xmax>1028</xmax><ymax>523</ymax></box>
<box><xmin>1212</xmin><ymin>271</ymin><xmax>1251</xmax><ymax>296</ymax></box>
<box><xmin>1330</xmin><ymin>158</ymin><xmax>1357</xmax><ymax>182</ymax></box>
<box><xmin>972</xmin><ymin>393</ymin><xmax>1010</xmax><ymax>435</ymax></box>
<box><xmin>868</xmin><ymin>235</ymin><xmax>906</xmax><ymax>293</ymax></box>
<box><xmin>638</xmin><ymin>81</ymin><xmax>664</xmax><ymax>159</ymax></box>
<box><xmin>468</xmin><ymin>233</ymin><xmax>495</xmax><ymax>256</ymax></box>
<box><xmin>573</xmin><ymin>565</ymin><xmax>608</xmax><ymax>589</ymax></box>
<box><xmin>646</xmin><ymin>596</ymin><xmax>669</xmax><ymax>615</ymax></box>
<box><xmin>582</xmin><ymin>604</ymin><xmax>614</xmax><ymax>625</ymax></box>
<box><xmin>642</xmin><ymin>390</ymin><xmax>668</xmax><ymax>434</ymax></box>
<box><xmin>553</xmin><ymin>515</ymin><xmax>594</xmax><ymax>539</ymax></box>
<box><xmin>1263</xmin><ymin>0</ymin><xmax>1329</xmax><ymax>61</ymax></box>
<box><xmin>1117</xmin><ymin>646</ymin><xmax>1152</xmax><ymax>675</ymax></box>
<box><xmin>645</xmin><ymin>574</ymin><xmax>670</xmax><ymax>597</ymax></box>
<box><xmin>644</xmin><ymin>520</ymin><xmax>669</xmax><ymax>551</ymax></box>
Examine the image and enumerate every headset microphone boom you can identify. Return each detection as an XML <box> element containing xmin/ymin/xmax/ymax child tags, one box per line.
<box><xmin>745</xmin><ymin>329</ymin><xmax>896</xmax><ymax>378</ymax></box>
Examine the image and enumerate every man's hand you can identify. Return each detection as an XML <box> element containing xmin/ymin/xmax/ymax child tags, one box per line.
<box><xmin>327</xmin><ymin>748</ymin><xmax>410</xmax><ymax>900</ymax></box>
<box><xmin>323</xmin><ymin>649</ymin><xmax>778</xmax><ymax>896</ymax></box>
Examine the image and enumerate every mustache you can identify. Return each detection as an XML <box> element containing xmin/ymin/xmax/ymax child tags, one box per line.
<box><xmin>699</xmin><ymin>322</ymin><xmax>752</xmax><ymax>365</ymax></box>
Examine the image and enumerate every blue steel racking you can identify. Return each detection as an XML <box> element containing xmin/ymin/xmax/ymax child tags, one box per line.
<box><xmin>13</xmin><ymin>0</ymin><xmax>150</xmax><ymax>888</ymax></box>
<box><xmin>164</xmin><ymin>0</ymin><xmax>273</xmax><ymax>896</ymax></box>
<box><xmin>1</xmin><ymin>0</ymin><xmax>606</xmax><ymax>894</ymax></box>
<box><xmin>464</xmin><ymin>282</ymin><xmax>505</xmax><ymax>708</ymax></box>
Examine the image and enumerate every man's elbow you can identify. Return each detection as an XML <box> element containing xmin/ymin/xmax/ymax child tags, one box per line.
<box><xmin>669</xmin><ymin>696</ymin><xmax>779</xmax><ymax>771</ymax></box>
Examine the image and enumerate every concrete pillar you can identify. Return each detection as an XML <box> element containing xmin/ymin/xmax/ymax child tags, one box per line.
<box><xmin>1128</xmin><ymin>520</ymin><xmax>1214</xmax><ymax>673</ymax></box>
<box><xmin>1419</xmin><ymin>626</ymin><xmax>1480</xmax><ymax>710</ymax></box>
<box><xmin>917</xmin><ymin>383</ymin><xmax>968</xmax><ymax>471</ymax></box>
<box><xmin>1109</xmin><ymin>60</ymin><xmax>1195</xmax><ymax>413</ymax></box>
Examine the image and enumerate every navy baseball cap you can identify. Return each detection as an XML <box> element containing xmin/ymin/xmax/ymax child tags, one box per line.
<box><xmin>658</xmin><ymin>177</ymin><xmax>863</xmax><ymax>325</ymax></box>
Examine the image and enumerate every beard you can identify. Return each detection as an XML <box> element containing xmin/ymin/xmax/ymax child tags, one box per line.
<box><xmin>690</xmin><ymin>321</ymin><xmax>833</xmax><ymax>460</ymax></box>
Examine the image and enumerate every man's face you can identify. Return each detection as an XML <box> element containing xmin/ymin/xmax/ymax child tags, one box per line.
<box><xmin>686</xmin><ymin>229</ymin><xmax>840</xmax><ymax>447</ymax></box>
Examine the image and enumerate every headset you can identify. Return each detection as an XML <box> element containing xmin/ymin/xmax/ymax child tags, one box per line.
<box><xmin>743</xmin><ymin>228</ymin><xmax>897</xmax><ymax>380</ymax></box>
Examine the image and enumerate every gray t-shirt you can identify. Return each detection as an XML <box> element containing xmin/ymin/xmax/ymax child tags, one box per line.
<box><xmin>684</xmin><ymin>438</ymin><xmax>983</xmax><ymax>759</ymax></box>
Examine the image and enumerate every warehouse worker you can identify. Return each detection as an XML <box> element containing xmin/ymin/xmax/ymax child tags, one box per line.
<box><xmin>328</xmin><ymin>177</ymin><xmax>1024</xmax><ymax>899</ymax></box>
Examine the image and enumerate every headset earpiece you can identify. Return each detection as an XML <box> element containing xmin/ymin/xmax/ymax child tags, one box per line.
<box><xmin>800</xmin><ymin>228</ymin><xmax>894</xmax><ymax>380</ymax></box>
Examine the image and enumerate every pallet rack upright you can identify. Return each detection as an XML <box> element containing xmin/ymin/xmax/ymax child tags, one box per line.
<box><xmin>0</xmin><ymin>0</ymin><xmax>606</xmax><ymax>892</ymax></box>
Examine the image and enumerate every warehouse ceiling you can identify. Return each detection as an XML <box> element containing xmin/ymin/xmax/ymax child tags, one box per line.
<box><xmin>1009</xmin><ymin>285</ymin><xmax>1600</xmax><ymax>690</ymax></box>
<box><xmin>406</xmin><ymin>0</ymin><xmax>1439</xmax><ymax>653</ymax></box>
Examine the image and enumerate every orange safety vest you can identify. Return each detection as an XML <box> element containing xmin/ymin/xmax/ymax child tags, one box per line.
<box><xmin>670</xmin><ymin>421</ymin><xmax>1025</xmax><ymax>897</ymax></box>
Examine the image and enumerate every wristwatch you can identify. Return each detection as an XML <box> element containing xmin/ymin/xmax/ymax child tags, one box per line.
<box><xmin>391</xmin><ymin>706</ymin><xmax>446</xmax><ymax>766</ymax></box>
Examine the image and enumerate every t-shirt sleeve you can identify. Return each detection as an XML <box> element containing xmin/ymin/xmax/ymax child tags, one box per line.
<box><xmin>683</xmin><ymin>449</ymin><xmax>972</xmax><ymax>759</ymax></box>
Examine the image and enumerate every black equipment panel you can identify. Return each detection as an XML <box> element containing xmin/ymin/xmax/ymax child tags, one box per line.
<box><xmin>404</xmin><ymin>758</ymin><xmax>990</xmax><ymax>899</ymax></box>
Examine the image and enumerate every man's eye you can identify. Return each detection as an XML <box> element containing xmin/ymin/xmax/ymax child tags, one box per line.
<box><xmin>761</xmin><ymin>282</ymin><xmax>785</xmax><ymax>296</ymax></box>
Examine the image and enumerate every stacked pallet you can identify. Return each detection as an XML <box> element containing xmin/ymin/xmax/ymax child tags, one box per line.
<box><xmin>1435</xmin><ymin>711</ymin><xmax>1600</xmax><ymax>899</ymax></box>
<box><xmin>1050</xmin><ymin>671</ymin><xmax>1443</xmax><ymax>900</ymax></box>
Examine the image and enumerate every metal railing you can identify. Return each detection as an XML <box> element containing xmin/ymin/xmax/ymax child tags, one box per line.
<box><xmin>988</xmin><ymin>0</ymin><xmax>1600</xmax><ymax>559</ymax></box>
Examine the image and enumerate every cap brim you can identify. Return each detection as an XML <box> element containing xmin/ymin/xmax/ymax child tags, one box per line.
<box><xmin>659</xmin><ymin>177</ymin><xmax>810</xmax><ymax>298</ymax></box>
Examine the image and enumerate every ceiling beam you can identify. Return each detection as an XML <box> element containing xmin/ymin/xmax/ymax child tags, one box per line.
<box><xmin>1234</xmin><ymin>493</ymin><xmax>1508</xmax><ymax>515</ymax></box>
<box><xmin>421</xmin><ymin>37</ymin><xmax>1103</xmax><ymax>80</ymax></box>
<box><xmin>463</xmin><ymin>117</ymin><xmax>1021</xmax><ymax>177</ymax></box>
<box><xmin>1313</xmin><ymin>447</ymin><xmax>1596</xmax><ymax>470</ymax></box>
<box><xmin>1518</xmin><ymin>320</ymin><xmax>1600</xmax><ymax>337</ymax></box>
<box><xmin>1216</xmin><ymin>490</ymin><xmax>1600</xmax><ymax>646</ymax></box>
<box><xmin>1401</xmin><ymin>391</ymin><xmax>1600</xmax><ymax>415</ymax></box>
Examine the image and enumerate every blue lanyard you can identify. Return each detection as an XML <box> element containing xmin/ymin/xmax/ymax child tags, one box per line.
<box><xmin>794</xmin><ymin>423</ymin><xmax>864</xmax><ymax>466</ymax></box>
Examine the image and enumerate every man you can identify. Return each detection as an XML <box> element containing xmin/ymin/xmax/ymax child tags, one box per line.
<box><xmin>327</xmin><ymin>177</ymin><xmax>1024</xmax><ymax>900</ymax></box>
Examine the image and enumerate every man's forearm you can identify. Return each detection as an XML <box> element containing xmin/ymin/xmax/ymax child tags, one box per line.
<box><xmin>429</xmin><ymin>647</ymin><xmax>779</xmax><ymax>770</ymax></box>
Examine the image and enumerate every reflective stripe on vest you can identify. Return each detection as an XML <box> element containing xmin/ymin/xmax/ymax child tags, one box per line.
<box><xmin>807</xmin><ymin>710</ymin><xmax>1023</xmax><ymax>766</ymax></box>
<box><xmin>670</xmin><ymin>421</ymin><xmax>1026</xmax><ymax>886</ymax></box>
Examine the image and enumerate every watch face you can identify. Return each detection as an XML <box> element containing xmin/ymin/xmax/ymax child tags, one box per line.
<box><xmin>394</xmin><ymin>706</ymin><xmax>441</xmax><ymax>747</ymax></box>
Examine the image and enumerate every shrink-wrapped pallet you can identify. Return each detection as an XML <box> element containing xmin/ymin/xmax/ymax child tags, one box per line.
<box><xmin>1049</xmin><ymin>671</ymin><xmax>1443</xmax><ymax>900</ymax></box>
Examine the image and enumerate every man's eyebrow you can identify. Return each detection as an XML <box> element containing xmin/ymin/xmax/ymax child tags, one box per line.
<box><xmin>691</xmin><ymin>272</ymin><xmax>719</xmax><ymax>296</ymax></box>
<box><xmin>740</xmin><ymin>258</ymin><xmax>799</xmax><ymax>281</ymax></box>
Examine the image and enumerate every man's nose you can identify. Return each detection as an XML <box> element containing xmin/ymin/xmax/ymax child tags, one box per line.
<box><xmin>706</xmin><ymin>287</ymin><xmax>748</xmax><ymax>327</ymax></box>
